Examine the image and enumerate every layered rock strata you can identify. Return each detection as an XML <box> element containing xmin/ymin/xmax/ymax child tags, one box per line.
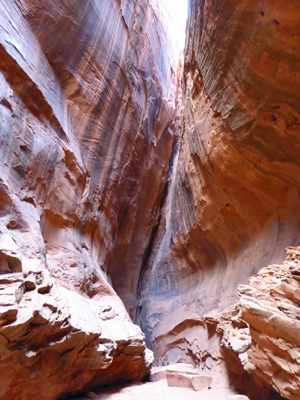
<box><xmin>0</xmin><ymin>245</ymin><xmax>152</xmax><ymax>400</ymax></box>
<box><xmin>138</xmin><ymin>0</ymin><xmax>300</xmax><ymax>373</ymax></box>
<box><xmin>0</xmin><ymin>0</ymin><xmax>179</xmax><ymax>397</ymax></box>
<box><xmin>230</xmin><ymin>247</ymin><xmax>300</xmax><ymax>400</ymax></box>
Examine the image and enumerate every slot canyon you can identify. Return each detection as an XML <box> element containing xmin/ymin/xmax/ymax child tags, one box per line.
<box><xmin>0</xmin><ymin>0</ymin><xmax>299</xmax><ymax>399</ymax></box>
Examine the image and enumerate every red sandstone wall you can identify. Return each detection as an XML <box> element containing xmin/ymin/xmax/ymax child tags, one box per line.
<box><xmin>0</xmin><ymin>1</ymin><xmax>179</xmax><ymax>398</ymax></box>
<box><xmin>139</xmin><ymin>0</ymin><xmax>300</xmax><ymax>374</ymax></box>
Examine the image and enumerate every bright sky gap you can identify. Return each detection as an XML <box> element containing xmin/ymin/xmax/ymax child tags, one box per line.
<box><xmin>163</xmin><ymin>0</ymin><xmax>188</xmax><ymax>50</ymax></box>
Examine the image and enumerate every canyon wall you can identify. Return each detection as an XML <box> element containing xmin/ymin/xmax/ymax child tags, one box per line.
<box><xmin>0</xmin><ymin>0</ymin><xmax>179</xmax><ymax>398</ymax></box>
<box><xmin>1</xmin><ymin>0</ymin><xmax>299</xmax><ymax>398</ymax></box>
<box><xmin>138</xmin><ymin>0</ymin><xmax>300</xmax><ymax>381</ymax></box>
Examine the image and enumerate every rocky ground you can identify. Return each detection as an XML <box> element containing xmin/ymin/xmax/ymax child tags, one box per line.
<box><xmin>75</xmin><ymin>364</ymin><xmax>250</xmax><ymax>400</ymax></box>
<box><xmin>77</xmin><ymin>382</ymin><xmax>249</xmax><ymax>400</ymax></box>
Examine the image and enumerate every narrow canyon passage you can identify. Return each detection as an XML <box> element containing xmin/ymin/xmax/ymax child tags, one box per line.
<box><xmin>0</xmin><ymin>1</ymin><xmax>299</xmax><ymax>400</ymax></box>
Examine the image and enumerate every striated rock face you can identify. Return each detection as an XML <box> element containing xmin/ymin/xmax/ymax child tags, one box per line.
<box><xmin>1</xmin><ymin>0</ymin><xmax>299</xmax><ymax>398</ymax></box>
<box><xmin>235</xmin><ymin>247</ymin><xmax>300</xmax><ymax>400</ymax></box>
<box><xmin>138</xmin><ymin>0</ymin><xmax>300</xmax><ymax>372</ymax></box>
<box><xmin>0</xmin><ymin>0</ymin><xmax>178</xmax><ymax>398</ymax></box>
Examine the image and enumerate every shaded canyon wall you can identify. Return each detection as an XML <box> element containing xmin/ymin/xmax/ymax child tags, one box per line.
<box><xmin>0</xmin><ymin>0</ymin><xmax>179</xmax><ymax>398</ymax></box>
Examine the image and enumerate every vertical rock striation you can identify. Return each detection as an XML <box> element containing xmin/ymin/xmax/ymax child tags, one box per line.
<box><xmin>0</xmin><ymin>0</ymin><xmax>179</xmax><ymax>398</ymax></box>
<box><xmin>139</xmin><ymin>0</ymin><xmax>300</xmax><ymax>377</ymax></box>
<box><xmin>1</xmin><ymin>0</ymin><xmax>299</xmax><ymax>398</ymax></box>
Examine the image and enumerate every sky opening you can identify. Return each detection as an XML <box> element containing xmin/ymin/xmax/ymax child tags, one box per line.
<box><xmin>163</xmin><ymin>0</ymin><xmax>188</xmax><ymax>50</ymax></box>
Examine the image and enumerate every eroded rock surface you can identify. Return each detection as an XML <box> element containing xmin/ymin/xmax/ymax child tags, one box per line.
<box><xmin>1</xmin><ymin>0</ymin><xmax>300</xmax><ymax>398</ymax></box>
<box><xmin>230</xmin><ymin>247</ymin><xmax>300</xmax><ymax>400</ymax></box>
<box><xmin>138</xmin><ymin>0</ymin><xmax>300</xmax><ymax>375</ymax></box>
<box><xmin>0</xmin><ymin>250</ymin><xmax>153</xmax><ymax>399</ymax></box>
<box><xmin>0</xmin><ymin>0</ymin><xmax>179</xmax><ymax>398</ymax></box>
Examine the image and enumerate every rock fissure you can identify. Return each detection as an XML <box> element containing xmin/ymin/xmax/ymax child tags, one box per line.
<box><xmin>135</xmin><ymin>133</ymin><xmax>180</xmax><ymax>327</ymax></box>
<box><xmin>0</xmin><ymin>0</ymin><xmax>300</xmax><ymax>399</ymax></box>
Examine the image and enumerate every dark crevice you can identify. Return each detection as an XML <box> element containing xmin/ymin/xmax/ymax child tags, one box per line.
<box><xmin>135</xmin><ymin>132</ymin><xmax>180</xmax><ymax>325</ymax></box>
<box><xmin>134</xmin><ymin>181</ymin><xmax>168</xmax><ymax>324</ymax></box>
